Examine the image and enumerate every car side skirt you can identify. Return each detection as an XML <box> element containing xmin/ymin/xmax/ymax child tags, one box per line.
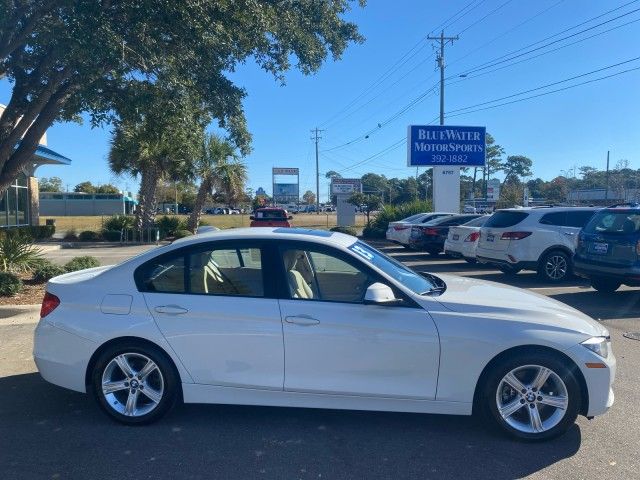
<box><xmin>182</xmin><ymin>384</ymin><xmax>472</xmax><ymax>415</ymax></box>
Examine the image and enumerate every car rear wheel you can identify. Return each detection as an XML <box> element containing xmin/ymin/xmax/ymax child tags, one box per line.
<box><xmin>539</xmin><ymin>250</ymin><xmax>571</xmax><ymax>283</ymax></box>
<box><xmin>91</xmin><ymin>342</ymin><xmax>179</xmax><ymax>425</ymax></box>
<box><xmin>481</xmin><ymin>352</ymin><xmax>580</xmax><ymax>441</ymax></box>
<box><xmin>591</xmin><ymin>277</ymin><xmax>621</xmax><ymax>293</ymax></box>
<box><xmin>426</xmin><ymin>248</ymin><xmax>441</xmax><ymax>256</ymax></box>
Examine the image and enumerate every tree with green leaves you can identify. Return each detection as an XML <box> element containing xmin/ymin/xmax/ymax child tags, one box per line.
<box><xmin>74</xmin><ymin>181</ymin><xmax>96</xmax><ymax>193</ymax></box>
<box><xmin>95</xmin><ymin>184</ymin><xmax>120</xmax><ymax>194</ymax></box>
<box><xmin>0</xmin><ymin>0</ymin><xmax>364</xmax><ymax>193</ymax></box>
<box><xmin>108</xmin><ymin>85</ymin><xmax>208</xmax><ymax>228</ymax></box>
<box><xmin>302</xmin><ymin>190</ymin><xmax>316</xmax><ymax>205</ymax></box>
<box><xmin>187</xmin><ymin>134</ymin><xmax>247</xmax><ymax>232</ymax></box>
<box><xmin>348</xmin><ymin>192</ymin><xmax>382</xmax><ymax>226</ymax></box>
<box><xmin>502</xmin><ymin>155</ymin><xmax>533</xmax><ymax>184</ymax></box>
<box><xmin>38</xmin><ymin>176</ymin><xmax>62</xmax><ymax>192</ymax></box>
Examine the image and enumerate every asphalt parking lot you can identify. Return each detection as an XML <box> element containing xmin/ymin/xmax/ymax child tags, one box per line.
<box><xmin>1</xmin><ymin>241</ymin><xmax>639</xmax><ymax>480</ymax></box>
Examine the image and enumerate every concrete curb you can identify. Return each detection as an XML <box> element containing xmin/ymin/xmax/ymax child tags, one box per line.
<box><xmin>0</xmin><ymin>304</ymin><xmax>40</xmax><ymax>325</ymax></box>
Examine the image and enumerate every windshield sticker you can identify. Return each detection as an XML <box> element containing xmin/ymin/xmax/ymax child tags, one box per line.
<box><xmin>349</xmin><ymin>244</ymin><xmax>374</xmax><ymax>261</ymax></box>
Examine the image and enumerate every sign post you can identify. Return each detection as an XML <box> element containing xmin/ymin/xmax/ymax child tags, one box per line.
<box><xmin>330</xmin><ymin>178</ymin><xmax>362</xmax><ymax>227</ymax></box>
<box><xmin>407</xmin><ymin>125</ymin><xmax>486</xmax><ymax>213</ymax></box>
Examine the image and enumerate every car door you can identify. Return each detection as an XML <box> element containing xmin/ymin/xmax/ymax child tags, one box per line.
<box><xmin>139</xmin><ymin>241</ymin><xmax>284</xmax><ymax>390</ymax></box>
<box><xmin>276</xmin><ymin>242</ymin><xmax>440</xmax><ymax>400</ymax></box>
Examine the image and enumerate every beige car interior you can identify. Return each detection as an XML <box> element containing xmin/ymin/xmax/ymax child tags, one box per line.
<box><xmin>283</xmin><ymin>249</ymin><xmax>370</xmax><ymax>303</ymax></box>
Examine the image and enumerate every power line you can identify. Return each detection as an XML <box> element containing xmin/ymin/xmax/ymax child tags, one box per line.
<box><xmin>456</xmin><ymin>0</ymin><xmax>516</xmax><ymax>36</ymax></box>
<box><xmin>453</xmin><ymin>2</ymin><xmax>640</xmax><ymax>78</ymax></box>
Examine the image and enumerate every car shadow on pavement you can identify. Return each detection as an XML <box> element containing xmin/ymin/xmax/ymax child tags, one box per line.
<box><xmin>1</xmin><ymin>373</ymin><xmax>581</xmax><ymax>480</ymax></box>
<box><xmin>549</xmin><ymin>289</ymin><xmax>640</xmax><ymax>320</ymax></box>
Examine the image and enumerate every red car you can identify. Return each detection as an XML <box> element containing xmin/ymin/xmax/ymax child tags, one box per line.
<box><xmin>250</xmin><ymin>207</ymin><xmax>293</xmax><ymax>227</ymax></box>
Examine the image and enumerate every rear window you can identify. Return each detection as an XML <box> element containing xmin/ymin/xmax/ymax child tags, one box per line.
<box><xmin>254</xmin><ymin>210</ymin><xmax>286</xmax><ymax>219</ymax></box>
<box><xmin>584</xmin><ymin>211</ymin><xmax>640</xmax><ymax>235</ymax></box>
<box><xmin>483</xmin><ymin>211</ymin><xmax>529</xmax><ymax>228</ymax></box>
<box><xmin>463</xmin><ymin>216</ymin><xmax>488</xmax><ymax>227</ymax></box>
<box><xmin>401</xmin><ymin>213</ymin><xmax>425</xmax><ymax>222</ymax></box>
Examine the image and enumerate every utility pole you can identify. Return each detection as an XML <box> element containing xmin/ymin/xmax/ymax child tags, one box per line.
<box><xmin>427</xmin><ymin>30</ymin><xmax>459</xmax><ymax>212</ymax></box>
<box><xmin>427</xmin><ymin>30</ymin><xmax>459</xmax><ymax>126</ymax></box>
<box><xmin>311</xmin><ymin>127</ymin><xmax>324</xmax><ymax>214</ymax></box>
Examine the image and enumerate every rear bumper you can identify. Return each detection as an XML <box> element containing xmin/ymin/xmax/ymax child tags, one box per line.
<box><xmin>574</xmin><ymin>257</ymin><xmax>640</xmax><ymax>285</ymax></box>
<box><xmin>476</xmin><ymin>255</ymin><xmax>537</xmax><ymax>271</ymax></box>
<box><xmin>409</xmin><ymin>237</ymin><xmax>445</xmax><ymax>251</ymax></box>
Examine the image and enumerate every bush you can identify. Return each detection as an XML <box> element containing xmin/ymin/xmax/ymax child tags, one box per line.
<box><xmin>32</xmin><ymin>261</ymin><xmax>66</xmax><ymax>283</ymax></box>
<box><xmin>173</xmin><ymin>229</ymin><xmax>193</xmax><ymax>239</ymax></box>
<box><xmin>102</xmin><ymin>230</ymin><xmax>122</xmax><ymax>242</ymax></box>
<box><xmin>0</xmin><ymin>271</ymin><xmax>23</xmax><ymax>296</ymax></box>
<box><xmin>103</xmin><ymin>214</ymin><xmax>135</xmax><ymax>232</ymax></box>
<box><xmin>362</xmin><ymin>200</ymin><xmax>433</xmax><ymax>238</ymax></box>
<box><xmin>330</xmin><ymin>226</ymin><xmax>357</xmax><ymax>236</ymax></box>
<box><xmin>63</xmin><ymin>228</ymin><xmax>79</xmax><ymax>241</ymax></box>
<box><xmin>5</xmin><ymin>225</ymin><xmax>55</xmax><ymax>240</ymax></box>
<box><xmin>155</xmin><ymin>215</ymin><xmax>181</xmax><ymax>237</ymax></box>
<box><xmin>65</xmin><ymin>256</ymin><xmax>100</xmax><ymax>272</ymax></box>
<box><xmin>79</xmin><ymin>230</ymin><xmax>101</xmax><ymax>242</ymax></box>
<box><xmin>0</xmin><ymin>230</ymin><xmax>43</xmax><ymax>273</ymax></box>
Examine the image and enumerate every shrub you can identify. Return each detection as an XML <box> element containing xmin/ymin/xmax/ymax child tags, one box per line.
<box><xmin>0</xmin><ymin>271</ymin><xmax>23</xmax><ymax>296</ymax></box>
<box><xmin>102</xmin><ymin>230</ymin><xmax>122</xmax><ymax>242</ymax></box>
<box><xmin>79</xmin><ymin>230</ymin><xmax>101</xmax><ymax>242</ymax></box>
<box><xmin>0</xmin><ymin>230</ymin><xmax>43</xmax><ymax>273</ymax></box>
<box><xmin>330</xmin><ymin>226</ymin><xmax>357</xmax><ymax>236</ymax></box>
<box><xmin>173</xmin><ymin>229</ymin><xmax>193</xmax><ymax>239</ymax></box>
<box><xmin>5</xmin><ymin>225</ymin><xmax>56</xmax><ymax>240</ymax></box>
<box><xmin>63</xmin><ymin>228</ymin><xmax>79</xmax><ymax>241</ymax></box>
<box><xmin>32</xmin><ymin>261</ymin><xmax>66</xmax><ymax>283</ymax></box>
<box><xmin>65</xmin><ymin>256</ymin><xmax>100</xmax><ymax>272</ymax></box>
<box><xmin>103</xmin><ymin>214</ymin><xmax>135</xmax><ymax>232</ymax></box>
<box><xmin>155</xmin><ymin>215</ymin><xmax>181</xmax><ymax>237</ymax></box>
<box><xmin>363</xmin><ymin>200</ymin><xmax>433</xmax><ymax>238</ymax></box>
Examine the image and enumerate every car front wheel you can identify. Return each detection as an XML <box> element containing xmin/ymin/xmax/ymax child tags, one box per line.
<box><xmin>91</xmin><ymin>343</ymin><xmax>179</xmax><ymax>425</ymax></box>
<box><xmin>481</xmin><ymin>352</ymin><xmax>580</xmax><ymax>441</ymax></box>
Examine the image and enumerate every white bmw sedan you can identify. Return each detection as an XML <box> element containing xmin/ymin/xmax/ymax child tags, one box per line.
<box><xmin>34</xmin><ymin>228</ymin><xmax>615</xmax><ymax>440</ymax></box>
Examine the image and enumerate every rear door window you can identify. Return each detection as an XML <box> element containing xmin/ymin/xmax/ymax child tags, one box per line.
<box><xmin>584</xmin><ymin>211</ymin><xmax>640</xmax><ymax>234</ymax></box>
<box><xmin>565</xmin><ymin>210</ymin><xmax>596</xmax><ymax>228</ymax></box>
<box><xmin>483</xmin><ymin>211</ymin><xmax>529</xmax><ymax>228</ymax></box>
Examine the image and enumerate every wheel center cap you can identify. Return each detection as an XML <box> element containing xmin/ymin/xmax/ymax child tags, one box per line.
<box><xmin>130</xmin><ymin>380</ymin><xmax>139</xmax><ymax>389</ymax></box>
<box><xmin>525</xmin><ymin>392</ymin><xmax>536</xmax><ymax>403</ymax></box>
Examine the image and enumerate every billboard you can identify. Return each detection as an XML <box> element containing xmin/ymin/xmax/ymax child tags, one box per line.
<box><xmin>330</xmin><ymin>178</ymin><xmax>362</xmax><ymax>195</ymax></box>
<box><xmin>407</xmin><ymin>125</ymin><xmax>486</xmax><ymax>167</ymax></box>
<box><xmin>272</xmin><ymin>167</ymin><xmax>299</xmax><ymax>175</ymax></box>
<box><xmin>272</xmin><ymin>167</ymin><xmax>300</xmax><ymax>204</ymax></box>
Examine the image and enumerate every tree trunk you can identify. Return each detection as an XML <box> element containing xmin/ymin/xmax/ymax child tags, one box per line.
<box><xmin>136</xmin><ymin>163</ymin><xmax>162</xmax><ymax>229</ymax></box>
<box><xmin>472</xmin><ymin>167</ymin><xmax>478</xmax><ymax>199</ymax></box>
<box><xmin>187</xmin><ymin>177</ymin><xmax>211</xmax><ymax>232</ymax></box>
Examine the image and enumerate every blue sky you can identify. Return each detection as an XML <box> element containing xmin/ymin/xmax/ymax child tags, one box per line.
<box><xmin>2</xmin><ymin>0</ymin><xmax>639</xmax><ymax>201</ymax></box>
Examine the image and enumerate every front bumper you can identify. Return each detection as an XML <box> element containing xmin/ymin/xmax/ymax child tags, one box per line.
<box><xmin>33</xmin><ymin>320</ymin><xmax>96</xmax><ymax>393</ymax></box>
<box><xmin>565</xmin><ymin>342</ymin><xmax>616</xmax><ymax>417</ymax></box>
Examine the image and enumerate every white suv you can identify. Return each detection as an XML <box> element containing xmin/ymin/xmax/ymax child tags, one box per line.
<box><xmin>476</xmin><ymin>207</ymin><xmax>599</xmax><ymax>282</ymax></box>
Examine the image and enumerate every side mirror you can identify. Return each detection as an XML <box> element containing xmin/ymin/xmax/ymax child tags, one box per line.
<box><xmin>364</xmin><ymin>282</ymin><xmax>403</xmax><ymax>306</ymax></box>
<box><xmin>249</xmin><ymin>216</ymin><xmax>255</xmax><ymax>220</ymax></box>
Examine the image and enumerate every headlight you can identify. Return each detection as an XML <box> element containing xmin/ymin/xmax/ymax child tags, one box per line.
<box><xmin>581</xmin><ymin>336</ymin><xmax>610</xmax><ymax>358</ymax></box>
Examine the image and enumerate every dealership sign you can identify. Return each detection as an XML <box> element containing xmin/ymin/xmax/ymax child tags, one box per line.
<box><xmin>407</xmin><ymin>125</ymin><xmax>486</xmax><ymax>167</ymax></box>
<box><xmin>272</xmin><ymin>167</ymin><xmax>299</xmax><ymax>175</ymax></box>
<box><xmin>331</xmin><ymin>178</ymin><xmax>362</xmax><ymax>195</ymax></box>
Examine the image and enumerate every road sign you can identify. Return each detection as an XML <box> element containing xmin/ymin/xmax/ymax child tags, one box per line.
<box><xmin>407</xmin><ymin>125</ymin><xmax>486</xmax><ymax>167</ymax></box>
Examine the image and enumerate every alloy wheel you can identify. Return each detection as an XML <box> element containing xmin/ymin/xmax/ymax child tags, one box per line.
<box><xmin>544</xmin><ymin>254</ymin><xmax>568</xmax><ymax>281</ymax></box>
<box><xmin>495</xmin><ymin>364</ymin><xmax>569</xmax><ymax>434</ymax></box>
<box><xmin>101</xmin><ymin>353</ymin><xmax>165</xmax><ymax>417</ymax></box>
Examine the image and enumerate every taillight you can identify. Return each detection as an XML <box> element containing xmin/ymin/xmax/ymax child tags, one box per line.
<box><xmin>636</xmin><ymin>239</ymin><xmax>640</xmax><ymax>256</ymax></box>
<box><xmin>465</xmin><ymin>231</ymin><xmax>480</xmax><ymax>242</ymax></box>
<box><xmin>501</xmin><ymin>231</ymin><xmax>532</xmax><ymax>240</ymax></box>
<box><xmin>40</xmin><ymin>292</ymin><xmax>60</xmax><ymax>318</ymax></box>
<box><xmin>394</xmin><ymin>225</ymin><xmax>409</xmax><ymax>231</ymax></box>
<box><xmin>421</xmin><ymin>227</ymin><xmax>439</xmax><ymax>236</ymax></box>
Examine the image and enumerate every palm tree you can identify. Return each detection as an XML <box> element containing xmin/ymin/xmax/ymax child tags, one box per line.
<box><xmin>187</xmin><ymin>134</ymin><xmax>247</xmax><ymax>232</ymax></box>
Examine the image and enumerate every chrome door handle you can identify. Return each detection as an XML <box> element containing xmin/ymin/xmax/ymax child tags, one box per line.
<box><xmin>285</xmin><ymin>315</ymin><xmax>320</xmax><ymax>326</ymax></box>
<box><xmin>563</xmin><ymin>232</ymin><xmax>576</xmax><ymax>235</ymax></box>
<box><xmin>154</xmin><ymin>305</ymin><xmax>189</xmax><ymax>315</ymax></box>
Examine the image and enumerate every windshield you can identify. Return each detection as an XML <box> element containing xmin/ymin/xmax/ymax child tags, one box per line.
<box><xmin>255</xmin><ymin>210</ymin><xmax>286</xmax><ymax>219</ymax></box>
<box><xmin>348</xmin><ymin>241</ymin><xmax>437</xmax><ymax>294</ymax></box>
<box><xmin>584</xmin><ymin>211</ymin><xmax>640</xmax><ymax>235</ymax></box>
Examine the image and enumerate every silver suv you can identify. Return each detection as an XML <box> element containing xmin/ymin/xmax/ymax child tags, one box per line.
<box><xmin>476</xmin><ymin>207</ymin><xmax>599</xmax><ymax>282</ymax></box>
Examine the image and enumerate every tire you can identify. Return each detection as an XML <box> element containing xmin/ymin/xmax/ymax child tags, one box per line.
<box><xmin>479</xmin><ymin>351</ymin><xmax>581</xmax><ymax>441</ymax></box>
<box><xmin>465</xmin><ymin>258</ymin><xmax>477</xmax><ymax>264</ymax></box>
<box><xmin>538</xmin><ymin>250</ymin><xmax>571</xmax><ymax>283</ymax></box>
<box><xmin>91</xmin><ymin>342</ymin><xmax>180</xmax><ymax>425</ymax></box>
<box><xmin>591</xmin><ymin>277</ymin><xmax>621</xmax><ymax>293</ymax></box>
<box><xmin>498</xmin><ymin>265</ymin><xmax>522</xmax><ymax>275</ymax></box>
<box><xmin>427</xmin><ymin>248</ymin><xmax>442</xmax><ymax>256</ymax></box>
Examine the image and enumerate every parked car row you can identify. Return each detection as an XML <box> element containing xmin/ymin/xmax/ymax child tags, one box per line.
<box><xmin>387</xmin><ymin>204</ymin><xmax>640</xmax><ymax>290</ymax></box>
